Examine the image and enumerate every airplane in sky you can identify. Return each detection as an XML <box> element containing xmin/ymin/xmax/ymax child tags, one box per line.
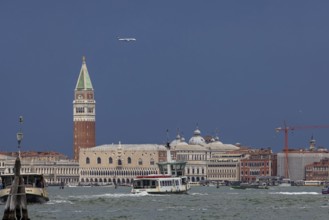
<box><xmin>117</xmin><ymin>37</ymin><xmax>136</xmax><ymax>42</ymax></box>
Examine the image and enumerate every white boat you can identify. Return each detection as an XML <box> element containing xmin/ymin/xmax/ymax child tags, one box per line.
<box><xmin>0</xmin><ymin>173</ymin><xmax>49</xmax><ymax>204</ymax></box>
<box><xmin>303</xmin><ymin>180</ymin><xmax>324</xmax><ymax>186</ymax></box>
<box><xmin>278</xmin><ymin>178</ymin><xmax>292</xmax><ymax>187</ymax></box>
<box><xmin>131</xmin><ymin>172</ymin><xmax>190</xmax><ymax>194</ymax></box>
<box><xmin>131</xmin><ymin>143</ymin><xmax>190</xmax><ymax>194</ymax></box>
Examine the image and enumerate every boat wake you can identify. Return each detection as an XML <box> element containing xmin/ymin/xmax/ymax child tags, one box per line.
<box><xmin>130</xmin><ymin>191</ymin><xmax>149</xmax><ymax>196</ymax></box>
<box><xmin>189</xmin><ymin>192</ymin><xmax>208</xmax><ymax>196</ymax></box>
<box><xmin>46</xmin><ymin>192</ymin><xmax>154</xmax><ymax>205</ymax></box>
<box><xmin>269</xmin><ymin>192</ymin><xmax>320</xmax><ymax>195</ymax></box>
<box><xmin>46</xmin><ymin>199</ymin><xmax>74</xmax><ymax>205</ymax></box>
<box><xmin>67</xmin><ymin>192</ymin><xmax>151</xmax><ymax>200</ymax></box>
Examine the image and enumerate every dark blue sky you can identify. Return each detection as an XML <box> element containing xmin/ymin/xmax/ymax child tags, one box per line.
<box><xmin>1</xmin><ymin>1</ymin><xmax>329</xmax><ymax>158</ymax></box>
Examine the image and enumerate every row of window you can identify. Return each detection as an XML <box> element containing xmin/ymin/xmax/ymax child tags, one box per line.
<box><xmin>48</xmin><ymin>178</ymin><xmax>79</xmax><ymax>184</ymax></box>
<box><xmin>76</xmin><ymin>107</ymin><xmax>94</xmax><ymax>113</ymax></box>
<box><xmin>241</xmin><ymin>162</ymin><xmax>270</xmax><ymax>167</ymax></box>
<box><xmin>80</xmin><ymin>169</ymin><xmax>157</xmax><ymax>176</ymax></box>
<box><xmin>306</xmin><ymin>167</ymin><xmax>329</xmax><ymax>171</ymax></box>
<box><xmin>187</xmin><ymin>168</ymin><xmax>205</xmax><ymax>174</ymax></box>
<box><xmin>208</xmin><ymin>175</ymin><xmax>235</xmax><ymax>179</ymax></box>
<box><xmin>4</xmin><ymin>167</ymin><xmax>78</xmax><ymax>175</ymax></box>
<box><xmin>241</xmin><ymin>171</ymin><xmax>269</xmax><ymax>175</ymax></box>
<box><xmin>208</xmin><ymin>164</ymin><xmax>237</xmax><ymax>167</ymax></box>
<box><xmin>208</xmin><ymin>169</ymin><xmax>236</xmax><ymax>174</ymax></box>
<box><xmin>306</xmin><ymin>173</ymin><xmax>328</xmax><ymax>177</ymax></box>
<box><xmin>177</xmin><ymin>155</ymin><xmax>207</xmax><ymax>161</ymax></box>
<box><xmin>176</xmin><ymin>156</ymin><xmax>273</xmax><ymax>167</ymax></box>
<box><xmin>81</xmin><ymin>178</ymin><xmax>131</xmax><ymax>184</ymax></box>
<box><xmin>86</xmin><ymin>157</ymin><xmax>155</xmax><ymax>166</ymax></box>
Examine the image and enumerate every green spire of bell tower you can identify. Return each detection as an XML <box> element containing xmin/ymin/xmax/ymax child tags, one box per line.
<box><xmin>75</xmin><ymin>56</ymin><xmax>93</xmax><ymax>90</ymax></box>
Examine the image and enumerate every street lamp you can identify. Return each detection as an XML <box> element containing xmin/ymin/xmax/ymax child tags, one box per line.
<box><xmin>16</xmin><ymin>116</ymin><xmax>24</xmax><ymax>155</ymax></box>
<box><xmin>16</xmin><ymin>132</ymin><xmax>23</xmax><ymax>149</ymax></box>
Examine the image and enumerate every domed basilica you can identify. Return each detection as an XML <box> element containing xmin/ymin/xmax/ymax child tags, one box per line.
<box><xmin>80</xmin><ymin>126</ymin><xmax>241</xmax><ymax>185</ymax></box>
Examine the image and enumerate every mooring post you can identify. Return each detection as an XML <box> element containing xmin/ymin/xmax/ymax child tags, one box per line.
<box><xmin>2</xmin><ymin>157</ymin><xmax>30</xmax><ymax>220</ymax></box>
<box><xmin>2</xmin><ymin>116</ymin><xmax>29</xmax><ymax>220</ymax></box>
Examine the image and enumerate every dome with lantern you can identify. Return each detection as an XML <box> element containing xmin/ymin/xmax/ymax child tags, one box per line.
<box><xmin>170</xmin><ymin>133</ymin><xmax>188</xmax><ymax>148</ymax></box>
<box><xmin>207</xmin><ymin>135</ymin><xmax>239</xmax><ymax>151</ymax></box>
<box><xmin>188</xmin><ymin>128</ymin><xmax>206</xmax><ymax>146</ymax></box>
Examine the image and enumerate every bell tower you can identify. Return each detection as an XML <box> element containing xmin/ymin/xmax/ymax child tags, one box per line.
<box><xmin>73</xmin><ymin>56</ymin><xmax>96</xmax><ymax>161</ymax></box>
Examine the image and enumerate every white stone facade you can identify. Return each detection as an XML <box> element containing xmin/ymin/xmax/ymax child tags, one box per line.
<box><xmin>0</xmin><ymin>156</ymin><xmax>79</xmax><ymax>185</ymax></box>
<box><xmin>79</xmin><ymin>144</ymin><xmax>168</xmax><ymax>185</ymax></box>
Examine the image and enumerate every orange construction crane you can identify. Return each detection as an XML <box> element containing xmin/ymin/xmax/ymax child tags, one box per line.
<box><xmin>275</xmin><ymin>122</ymin><xmax>329</xmax><ymax>178</ymax></box>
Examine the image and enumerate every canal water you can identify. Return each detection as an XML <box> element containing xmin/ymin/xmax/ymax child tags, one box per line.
<box><xmin>0</xmin><ymin>185</ymin><xmax>328</xmax><ymax>219</ymax></box>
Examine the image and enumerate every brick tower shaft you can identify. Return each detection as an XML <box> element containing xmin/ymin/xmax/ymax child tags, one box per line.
<box><xmin>73</xmin><ymin>56</ymin><xmax>96</xmax><ymax>161</ymax></box>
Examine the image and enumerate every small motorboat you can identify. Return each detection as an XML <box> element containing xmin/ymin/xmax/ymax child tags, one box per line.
<box><xmin>321</xmin><ymin>186</ymin><xmax>329</xmax><ymax>194</ymax></box>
